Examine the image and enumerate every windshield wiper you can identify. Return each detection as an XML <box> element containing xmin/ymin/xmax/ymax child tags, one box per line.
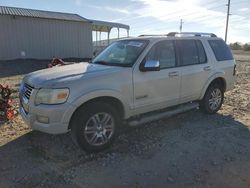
<box><xmin>93</xmin><ymin>61</ymin><xmax>109</xmax><ymax>65</ymax></box>
<box><xmin>92</xmin><ymin>60</ymin><xmax>131</xmax><ymax>67</ymax></box>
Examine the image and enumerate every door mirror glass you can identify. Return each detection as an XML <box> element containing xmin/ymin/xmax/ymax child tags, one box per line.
<box><xmin>140</xmin><ymin>60</ymin><xmax>160</xmax><ymax>72</ymax></box>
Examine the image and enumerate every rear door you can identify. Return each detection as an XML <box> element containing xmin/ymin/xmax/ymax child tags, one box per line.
<box><xmin>177</xmin><ymin>39</ymin><xmax>213</xmax><ymax>103</ymax></box>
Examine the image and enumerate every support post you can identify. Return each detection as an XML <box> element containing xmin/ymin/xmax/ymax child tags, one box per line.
<box><xmin>118</xmin><ymin>28</ymin><xmax>120</xmax><ymax>39</ymax></box>
<box><xmin>95</xmin><ymin>31</ymin><xmax>98</xmax><ymax>46</ymax></box>
<box><xmin>108</xmin><ymin>31</ymin><xmax>110</xmax><ymax>45</ymax></box>
<box><xmin>99</xmin><ymin>31</ymin><xmax>101</xmax><ymax>46</ymax></box>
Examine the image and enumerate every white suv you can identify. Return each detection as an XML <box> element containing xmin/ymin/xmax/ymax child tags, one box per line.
<box><xmin>19</xmin><ymin>32</ymin><xmax>236</xmax><ymax>152</ymax></box>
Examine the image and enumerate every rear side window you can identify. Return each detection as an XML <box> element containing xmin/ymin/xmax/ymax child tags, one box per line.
<box><xmin>208</xmin><ymin>40</ymin><xmax>233</xmax><ymax>61</ymax></box>
<box><xmin>177</xmin><ymin>40</ymin><xmax>207</xmax><ymax>66</ymax></box>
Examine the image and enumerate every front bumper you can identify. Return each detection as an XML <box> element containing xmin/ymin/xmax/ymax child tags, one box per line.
<box><xmin>20</xmin><ymin>101</ymin><xmax>76</xmax><ymax>134</ymax></box>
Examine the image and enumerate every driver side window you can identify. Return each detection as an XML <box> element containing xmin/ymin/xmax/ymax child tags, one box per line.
<box><xmin>146</xmin><ymin>40</ymin><xmax>176</xmax><ymax>69</ymax></box>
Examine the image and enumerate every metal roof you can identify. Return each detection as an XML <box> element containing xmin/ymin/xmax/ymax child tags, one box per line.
<box><xmin>91</xmin><ymin>19</ymin><xmax>130</xmax><ymax>32</ymax></box>
<box><xmin>0</xmin><ymin>6</ymin><xmax>90</xmax><ymax>22</ymax></box>
<box><xmin>0</xmin><ymin>6</ymin><xmax>130</xmax><ymax>32</ymax></box>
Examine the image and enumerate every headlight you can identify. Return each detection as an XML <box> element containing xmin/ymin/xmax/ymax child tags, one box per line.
<box><xmin>35</xmin><ymin>88</ymin><xmax>69</xmax><ymax>105</ymax></box>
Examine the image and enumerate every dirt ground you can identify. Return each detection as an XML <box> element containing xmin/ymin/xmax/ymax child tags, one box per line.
<box><xmin>0</xmin><ymin>52</ymin><xmax>250</xmax><ymax>188</ymax></box>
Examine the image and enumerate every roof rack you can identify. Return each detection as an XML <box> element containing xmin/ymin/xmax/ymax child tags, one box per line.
<box><xmin>138</xmin><ymin>32</ymin><xmax>217</xmax><ymax>38</ymax></box>
<box><xmin>138</xmin><ymin>34</ymin><xmax>168</xmax><ymax>37</ymax></box>
<box><xmin>167</xmin><ymin>32</ymin><xmax>217</xmax><ymax>37</ymax></box>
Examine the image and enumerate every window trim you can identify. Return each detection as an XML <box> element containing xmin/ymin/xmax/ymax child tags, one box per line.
<box><xmin>176</xmin><ymin>39</ymin><xmax>208</xmax><ymax>67</ymax></box>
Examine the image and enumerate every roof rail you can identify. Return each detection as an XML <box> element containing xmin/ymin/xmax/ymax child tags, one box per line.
<box><xmin>138</xmin><ymin>34</ymin><xmax>168</xmax><ymax>37</ymax></box>
<box><xmin>167</xmin><ymin>32</ymin><xmax>217</xmax><ymax>37</ymax></box>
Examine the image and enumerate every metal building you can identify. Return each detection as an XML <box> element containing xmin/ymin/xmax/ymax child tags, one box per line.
<box><xmin>0</xmin><ymin>6</ymin><xmax>130</xmax><ymax>61</ymax></box>
<box><xmin>0</xmin><ymin>6</ymin><xmax>93</xmax><ymax>60</ymax></box>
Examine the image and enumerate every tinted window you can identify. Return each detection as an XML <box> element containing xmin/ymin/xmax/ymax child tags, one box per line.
<box><xmin>177</xmin><ymin>40</ymin><xmax>207</xmax><ymax>66</ymax></box>
<box><xmin>178</xmin><ymin>40</ymin><xmax>199</xmax><ymax>65</ymax></box>
<box><xmin>146</xmin><ymin>40</ymin><xmax>176</xmax><ymax>69</ymax></box>
<box><xmin>208</xmin><ymin>40</ymin><xmax>233</xmax><ymax>61</ymax></box>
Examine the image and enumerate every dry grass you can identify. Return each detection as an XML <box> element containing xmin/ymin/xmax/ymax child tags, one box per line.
<box><xmin>232</xmin><ymin>50</ymin><xmax>250</xmax><ymax>55</ymax></box>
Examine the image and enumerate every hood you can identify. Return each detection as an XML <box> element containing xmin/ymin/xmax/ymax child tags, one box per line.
<box><xmin>24</xmin><ymin>62</ymin><xmax>120</xmax><ymax>88</ymax></box>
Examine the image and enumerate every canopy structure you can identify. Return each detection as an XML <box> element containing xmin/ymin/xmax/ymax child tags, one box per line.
<box><xmin>91</xmin><ymin>19</ymin><xmax>130</xmax><ymax>46</ymax></box>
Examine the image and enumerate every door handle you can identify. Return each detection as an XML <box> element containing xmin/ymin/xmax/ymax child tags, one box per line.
<box><xmin>168</xmin><ymin>71</ymin><xmax>179</xmax><ymax>77</ymax></box>
<box><xmin>203</xmin><ymin>66</ymin><xmax>211</xmax><ymax>71</ymax></box>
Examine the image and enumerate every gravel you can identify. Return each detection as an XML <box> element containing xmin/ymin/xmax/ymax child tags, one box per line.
<box><xmin>0</xmin><ymin>52</ymin><xmax>250</xmax><ymax>188</ymax></box>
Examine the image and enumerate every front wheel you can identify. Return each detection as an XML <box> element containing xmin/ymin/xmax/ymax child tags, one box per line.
<box><xmin>70</xmin><ymin>102</ymin><xmax>120</xmax><ymax>152</ymax></box>
<box><xmin>200</xmin><ymin>84</ymin><xmax>224</xmax><ymax>114</ymax></box>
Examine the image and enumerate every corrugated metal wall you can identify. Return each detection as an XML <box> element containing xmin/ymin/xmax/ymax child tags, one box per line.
<box><xmin>0</xmin><ymin>15</ymin><xmax>93</xmax><ymax>60</ymax></box>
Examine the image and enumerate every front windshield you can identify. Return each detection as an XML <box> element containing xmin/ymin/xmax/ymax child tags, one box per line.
<box><xmin>92</xmin><ymin>40</ymin><xmax>148</xmax><ymax>67</ymax></box>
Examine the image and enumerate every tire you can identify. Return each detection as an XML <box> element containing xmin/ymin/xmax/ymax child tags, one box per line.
<box><xmin>70</xmin><ymin>102</ymin><xmax>120</xmax><ymax>152</ymax></box>
<box><xmin>200</xmin><ymin>84</ymin><xmax>224</xmax><ymax>114</ymax></box>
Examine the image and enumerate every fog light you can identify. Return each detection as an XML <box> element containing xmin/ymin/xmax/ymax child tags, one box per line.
<box><xmin>37</xmin><ymin>115</ymin><xmax>49</xmax><ymax>124</ymax></box>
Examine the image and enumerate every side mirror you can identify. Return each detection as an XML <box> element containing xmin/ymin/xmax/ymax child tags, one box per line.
<box><xmin>140</xmin><ymin>60</ymin><xmax>160</xmax><ymax>72</ymax></box>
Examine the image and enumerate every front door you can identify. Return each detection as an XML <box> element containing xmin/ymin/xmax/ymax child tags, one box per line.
<box><xmin>133</xmin><ymin>40</ymin><xmax>181</xmax><ymax>114</ymax></box>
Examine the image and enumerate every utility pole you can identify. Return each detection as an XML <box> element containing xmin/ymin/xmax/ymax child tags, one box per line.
<box><xmin>225</xmin><ymin>0</ymin><xmax>231</xmax><ymax>43</ymax></box>
<box><xmin>180</xmin><ymin>19</ymin><xmax>184</xmax><ymax>33</ymax></box>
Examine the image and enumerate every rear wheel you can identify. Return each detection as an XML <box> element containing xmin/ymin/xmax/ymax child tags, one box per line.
<box><xmin>200</xmin><ymin>84</ymin><xmax>224</xmax><ymax>114</ymax></box>
<box><xmin>70</xmin><ymin>102</ymin><xmax>120</xmax><ymax>152</ymax></box>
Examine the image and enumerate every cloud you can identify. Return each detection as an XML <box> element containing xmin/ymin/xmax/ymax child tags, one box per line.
<box><xmin>238</xmin><ymin>8</ymin><xmax>248</xmax><ymax>12</ymax></box>
<box><xmin>126</xmin><ymin>0</ymin><xmax>250</xmax><ymax>41</ymax></box>
<box><xmin>104</xmin><ymin>6</ymin><xmax>130</xmax><ymax>15</ymax></box>
<box><xmin>74</xmin><ymin>0</ymin><xmax>81</xmax><ymax>5</ymax></box>
<box><xmin>87</xmin><ymin>5</ymin><xmax>130</xmax><ymax>15</ymax></box>
<box><xmin>83</xmin><ymin>0</ymin><xmax>249</xmax><ymax>42</ymax></box>
<box><xmin>129</xmin><ymin>0</ymin><xmax>226</xmax><ymax>28</ymax></box>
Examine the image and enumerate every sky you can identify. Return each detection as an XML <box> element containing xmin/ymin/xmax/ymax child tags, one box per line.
<box><xmin>1</xmin><ymin>0</ymin><xmax>250</xmax><ymax>43</ymax></box>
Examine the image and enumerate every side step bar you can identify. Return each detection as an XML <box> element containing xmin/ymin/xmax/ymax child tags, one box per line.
<box><xmin>127</xmin><ymin>102</ymin><xmax>199</xmax><ymax>126</ymax></box>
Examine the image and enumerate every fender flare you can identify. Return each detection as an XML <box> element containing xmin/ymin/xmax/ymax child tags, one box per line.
<box><xmin>199</xmin><ymin>72</ymin><xmax>226</xmax><ymax>100</ymax></box>
<box><xmin>69</xmin><ymin>89</ymin><xmax>130</xmax><ymax>119</ymax></box>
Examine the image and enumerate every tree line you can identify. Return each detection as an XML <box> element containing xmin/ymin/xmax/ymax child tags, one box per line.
<box><xmin>230</xmin><ymin>42</ymin><xmax>250</xmax><ymax>51</ymax></box>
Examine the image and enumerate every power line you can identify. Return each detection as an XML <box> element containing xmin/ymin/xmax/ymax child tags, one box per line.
<box><xmin>131</xmin><ymin>5</ymin><xmax>225</xmax><ymax>33</ymax></box>
<box><xmin>130</xmin><ymin>11</ymin><xmax>219</xmax><ymax>32</ymax></box>
<box><xmin>127</xmin><ymin>0</ymin><xmax>247</xmax><ymax>36</ymax></box>
<box><xmin>123</xmin><ymin>1</ymin><xmax>227</xmax><ymax>27</ymax></box>
<box><xmin>231</xmin><ymin>0</ymin><xmax>250</xmax><ymax>5</ymax></box>
<box><xmin>128</xmin><ymin>0</ymin><xmax>249</xmax><ymax>29</ymax></box>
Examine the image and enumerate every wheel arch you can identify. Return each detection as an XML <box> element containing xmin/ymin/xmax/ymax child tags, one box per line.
<box><xmin>68</xmin><ymin>93</ymin><xmax>128</xmax><ymax>130</ymax></box>
<box><xmin>199</xmin><ymin>73</ymin><xmax>227</xmax><ymax>100</ymax></box>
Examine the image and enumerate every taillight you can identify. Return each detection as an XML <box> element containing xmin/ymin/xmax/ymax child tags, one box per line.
<box><xmin>233</xmin><ymin>64</ymin><xmax>236</xmax><ymax>76</ymax></box>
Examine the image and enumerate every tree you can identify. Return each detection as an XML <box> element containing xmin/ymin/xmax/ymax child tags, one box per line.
<box><xmin>229</xmin><ymin>42</ymin><xmax>242</xmax><ymax>50</ymax></box>
<box><xmin>243</xmin><ymin>43</ymin><xmax>250</xmax><ymax>51</ymax></box>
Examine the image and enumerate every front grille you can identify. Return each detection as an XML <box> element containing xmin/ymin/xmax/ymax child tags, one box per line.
<box><xmin>23</xmin><ymin>83</ymin><xmax>34</xmax><ymax>100</ymax></box>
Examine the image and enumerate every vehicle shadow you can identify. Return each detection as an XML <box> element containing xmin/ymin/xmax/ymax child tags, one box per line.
<box><xmin>1</xmin><ymin>110</ymin><xmax>250</xmax><ymax>187</ymax></box>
